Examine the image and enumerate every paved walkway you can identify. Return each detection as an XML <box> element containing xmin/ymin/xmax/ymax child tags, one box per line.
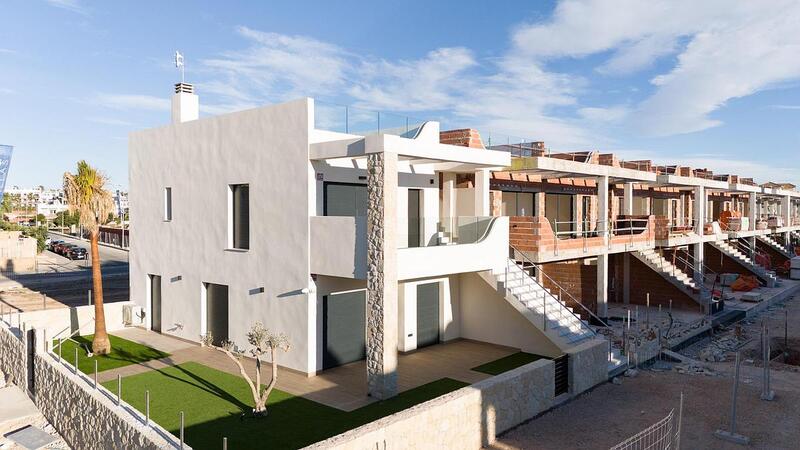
<box><xmin>99</xmin><ymin>328</ymin><xmax>517</xmax><ymax>411</ymax></box>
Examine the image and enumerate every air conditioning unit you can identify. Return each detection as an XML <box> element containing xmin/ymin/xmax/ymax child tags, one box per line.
<box><xmin>123</xmin><ymin>305</ymin><xmax>133</xmax><ymax>326</ymax></box>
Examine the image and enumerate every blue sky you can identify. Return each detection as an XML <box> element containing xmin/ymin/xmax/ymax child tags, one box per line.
<box><xmin>1</xmin><ymin>0</ymin><xmax>799</xmax><ymax>190</ymax></box>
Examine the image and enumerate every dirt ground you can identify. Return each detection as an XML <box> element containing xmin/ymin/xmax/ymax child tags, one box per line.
<box><xmin>494</xmin><ymin>293</ymin><xmax>800</xmax><ymax>450</ymax></box>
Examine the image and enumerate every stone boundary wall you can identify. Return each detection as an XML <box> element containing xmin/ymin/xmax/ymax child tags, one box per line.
<box><xmin>34</xmin><ymin>353</ymin><xmax>184</xmax><ymax>450</ymax></box>
<box><xmin>566</xmin><ymin>338</ymin><xmax>609</xmax><ymax>395</ymax></box>
<box><xmin>305</xmin><ymin>358</ymin><xmax>556</xmax><ymax>449</ymax></box>
<box><xmin>305</xmin><ymin>338</ymin><xmax>611</xmax><ymax>450</ymax></box>
<box><xmin>0</xmin><ymin>322</ymin><xmax>25</xmax><ymax>387</ymax></box>
<box><xmin>0</xmin><ymin>320</ymin><xmax>184</xmax><ymax>450</ymax></box>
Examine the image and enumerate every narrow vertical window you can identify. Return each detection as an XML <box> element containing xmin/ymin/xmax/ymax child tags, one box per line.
<box><xmin>164</xmin><ymin>187</ymin><xmax>172</xmax><ymax>221</ymax></box>
<box><xmin>230</xmin><ymin>184</ymin><xmax>249</xmax><ymax>250</ymax></box>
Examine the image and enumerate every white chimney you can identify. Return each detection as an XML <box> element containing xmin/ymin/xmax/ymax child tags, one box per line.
<box><xmin>171</xmin><ymin>83</ymin><xmax>199</xmax><ymax>124</ymax></box>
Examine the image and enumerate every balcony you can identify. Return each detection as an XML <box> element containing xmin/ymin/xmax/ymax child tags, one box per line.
<box><xmin>509</xmin><ymin>215</ymin><xmax>655</xmax><ymax>262</ymax></box>
<box><xmin>310</xmin><ymin>216</ymin><xmax>509</xmax><ymax>280</ymax></box>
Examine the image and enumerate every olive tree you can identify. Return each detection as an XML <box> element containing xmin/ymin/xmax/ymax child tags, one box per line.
<box><xmin>201</xmin><ymin>322</ymin><xmax>291</xmax><ymax>416</ymax></box>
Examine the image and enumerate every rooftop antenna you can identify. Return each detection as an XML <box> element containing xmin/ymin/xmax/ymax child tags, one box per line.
<box><xmin>174</xmin><ymin>50</ymin><xmax>185</xmax><ymax>83</ymax></box>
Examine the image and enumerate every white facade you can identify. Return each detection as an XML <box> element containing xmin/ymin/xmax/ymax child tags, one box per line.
<box><xmin>129</xmin><ymin>94</ymin><xmax>574</xmax><ymax>385</ymax></box>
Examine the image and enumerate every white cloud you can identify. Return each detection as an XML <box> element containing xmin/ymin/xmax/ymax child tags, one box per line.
<box><xmin>87</xmin><ymin>117</ymin><xmax>134</xmax><ymax>126</ymax></box>
<box><xmin>94</xmin><ymin>94</ymin><xmax>170</xmax><ymax>111</ymax></box>
<box><xmin>769</xmin><ymin>105</ymin><xmax>800</xmax><ymax>110</ymax></box>
<box><xmin>511</xmin><ymin>0</ymin><xmax>800</xmax><ymax>136</ymax></box>
<box><xmin>201</xmin><ymin>26</ymin><xmax>349</xmax><ymax>107</ymax></box>
<box><xmin>45</xmin><ymin>0</ymin><xmax>88</xmax><ymax>15</ymax></box>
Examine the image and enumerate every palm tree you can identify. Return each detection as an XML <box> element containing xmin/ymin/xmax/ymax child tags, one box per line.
<box><xmin>63</xmin><ymin>161</ymin><xmax>115</xmax><ymax>354</ymax></box>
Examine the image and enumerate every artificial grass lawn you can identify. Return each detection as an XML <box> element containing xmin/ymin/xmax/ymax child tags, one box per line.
<box><xmin>52</xmin><ymin>334</ymin><xmax>170</xmax><ymax>374</ymax></box>
<box><xmin>103</xmin><ymin>362</ymin><xmax>468</xmax><ymax>449</ymax></box>
<box><xmin>471</xmin><ymin>352</ymin><xmax>546</xmax><ymax>375</ymax></box>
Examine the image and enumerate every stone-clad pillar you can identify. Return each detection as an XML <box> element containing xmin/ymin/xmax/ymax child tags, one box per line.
<box><xmin>366</xmin><ymin>152</ymin><xmax>399</xmax><ymax>400</ymax></box>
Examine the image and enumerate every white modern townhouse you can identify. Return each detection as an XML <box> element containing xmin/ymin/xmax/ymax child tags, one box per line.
<box><xmin>129</xmin><ymin>82</ymin><xmax>800</xmax><ymax>400</ymax></box>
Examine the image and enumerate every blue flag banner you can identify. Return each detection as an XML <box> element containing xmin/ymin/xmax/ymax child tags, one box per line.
<box><xmin>0</xmin><ymin>145</ymin><xmax>13</xmax><ymax>204</ymax></box>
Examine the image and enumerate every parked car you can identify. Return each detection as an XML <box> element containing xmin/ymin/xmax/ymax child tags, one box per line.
<box><xmin>48</xmin><ymin>240</ymin><xmax>64</xmax><ymax>252</ymax></box>
<box><xmin>57</xmin><ymin>243</ymin><xmax>76</xmax><ymax>256</ymax></box>
<box><xmin>67</xmin><ymin>247</ymin><xmax>87</xmax><ymax>260</ymax></box>
<box><xmin>53</xmin><ymin>242</ymin><xmax>70</xmax><ymax>254</ymax></box>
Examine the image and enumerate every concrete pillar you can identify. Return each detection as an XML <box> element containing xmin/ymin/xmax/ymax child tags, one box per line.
<box><xmin>622</xmin><ymin>253</ymin><xmax>630</xmax><ymax>304</ymax></box>
<box><xmin>597</xmin><ymin>176</ymin><xmax>609</xmax><ymax>242</ymax></box>
<box><xmin>597</xmin><ymin>175</ymin><xmax>610</xmax><ymax>319</ymax></box>
<box><xmin>693</xmin><ymin>186</ymin><xmax>706</xmax><ymax>282</ymax></box>
<box><xmin>597</xmin><ymin>254</ymin><xmax>609</xmax><ymax>319</ymax></box>
<box><xmin>749</xmin><ymin>236</ymin><xmax>757</xmax><ymax>261</ymax></box>
<box><xmin>366</xmin><ymin>152</ymin><xmax>399</xmax><ymax>400</ymax></box>
<box><xmin>783</xmin><ymin>194</ymin><xmax>791</xmax><ymax>225</ymax></box>
<box><xmin>623</xmin><ymin>182</ymin><xmax>634</xmax><ymax>216</ymax></box>
<box><xmin>474</xmin><ymin>169</ymin><xmax>490</xmax><ymax>216</ymax></box>
<box><xmin>748</xmin><ymin>193</ymin><xmax>757</xmax><ymax>231</ymax></box>
<box><xmin>441</xmin><ymin>173</ymin><xmax>456</xmax><ymax>221</ymax></box>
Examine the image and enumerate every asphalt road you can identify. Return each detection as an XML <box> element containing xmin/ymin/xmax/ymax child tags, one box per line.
<box><xmin>0</xmin><ymin>233</ymin><xmax>130</xmax><ymax>307</ymax></box>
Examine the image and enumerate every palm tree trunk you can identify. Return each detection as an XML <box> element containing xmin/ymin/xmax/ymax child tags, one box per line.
<box><xmin>90</xmin><ymin>230</ymin><xmax>111</xmax><ymax>354</ymax></box>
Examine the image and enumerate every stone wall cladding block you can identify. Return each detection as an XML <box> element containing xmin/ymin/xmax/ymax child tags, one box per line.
<box><xmin>304</xmin><ymin>359</ymin><xmax>555</xmax><ymax>450</ymax></box>
<box><xmin>33</xmin><ymin>354</ymin><xmax>182</xmax><ymax>450</ymax></box>
<box><xmin>566</xmin><ymin>338</ymin><xmax>608</xmax><ymax>396</ymax></box>
<box><xmin>0</xmin><ymin>324</ymin><xmax>26</xmax><ymax>387</ymax></box>
<box><xmin>366</xmin><ymin>152</ymin><xmax>398</xmax><ymax>399</ymax></box>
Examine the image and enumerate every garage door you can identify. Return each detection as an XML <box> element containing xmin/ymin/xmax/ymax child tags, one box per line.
<box><xmin>323</xmin><ymin>290</ymin><xmax>366</xmax><ymax>370</ymax></box>
<box><xmin>416</xmin><ymin>283</ymin><xmax>440</xmax><ymax>348</ymax></box>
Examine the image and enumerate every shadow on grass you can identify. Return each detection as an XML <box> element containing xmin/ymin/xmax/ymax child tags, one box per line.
<box><xmin>112</xmin><ymin>362</ymin><xmax>467</xmax><ymax>450</ymax></box>
<box><xmin>53</xmin><ymin>334</ymin><xmax>170</xmax><ymax>373</ymax></box>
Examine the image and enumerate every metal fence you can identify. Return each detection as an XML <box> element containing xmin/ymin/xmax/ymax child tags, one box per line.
<box><xmin>610</xmin><ymin>394</ymin><xmax>683</xmax><ymax>450</ymax></box>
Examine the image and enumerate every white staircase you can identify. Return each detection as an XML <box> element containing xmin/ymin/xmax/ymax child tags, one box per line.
<box><xmin>632</xmin><ymin>249</ymin><xmax>711</xmax><ymax>307</ymax></box>
<box><xmin>480</xmin><ymin>259</ymin><xmax>596</xmax><ymax>349</ymax></box>
<box><xmin>709</xmin><ymin>240</ymin><xmax>772</xmax><ymax>281</ymax></box>
<box><xmin>758</xmin><ymin>235</ymin><xmax>793</xmax><ymax>258</ymax></box>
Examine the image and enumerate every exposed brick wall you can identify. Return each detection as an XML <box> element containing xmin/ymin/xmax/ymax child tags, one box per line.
<box><xmin>490</xmin><ymin>190</ymin><xmax>502</xmax><ymax>217</ymax></box>
<box><xmin>703</xmin><ymin>243</ymin><xmax>756</xmax><ymax>277</ymax></box>
<box><xmin>439</xmin><ymin>129</ymin><xmax>484</xmax><ymax>148</ymax></box>
<box><xmin>609</xmin><ymin>253</ymin><xmax>701</xmax><ymax>312</ymax></box>
<box><xmin>540</xmin><ymin>259</ymin><xmax>597</xmax><ymax>318</ymax></box>
<box><xmin>510</xmin><ymin>215</ymin><xmax>655</xmax><ymax>257</ymax></box>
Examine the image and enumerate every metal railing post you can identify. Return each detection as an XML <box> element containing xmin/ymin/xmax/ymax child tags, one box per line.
<box><xmin>761</xmin><ymin>321</ymin><xmax>774</xmax><ymax>401</ymax></box>
<box><xmin>94</xmin><ymin>360</ymin><xmax>98</xmax><ymax>389</ymax></box>
<box><xmin>117</xmin><ymin>374</ymin><xmax>121</xmax><ymax>406</ymax></box>
<box><xmin>58</xmin><ymin>338</ymin><xmax>63</xmax><ymax>361</ymax></box>
<box><xmin>74</xmin><ymin>348</ymin><xmax>78</xmax><ymax>373</ymax></box>
<box><xmin>145</xmin><ymin>390</ymin><xmax>150</xmax><ymax>425</ymax></box>
<box><xmin>180</xmin><ymin>411</ymin><xmax>185</xmax><ymax>449</ymax></box>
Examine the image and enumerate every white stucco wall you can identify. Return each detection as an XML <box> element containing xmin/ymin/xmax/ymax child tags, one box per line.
<box><xmin>458</xmin><ymin>272</ymin><xmax>562</xmax><ymax>358</ymax></box>
<box><xmin>129</xmin><ymin>98</ymin><xmax>314</xmax><ymax>373</ymax></box>
<box><xmin>397</xmin><ymin>275</ymin><xmax>460</xmax><ymax>352</ymax></box>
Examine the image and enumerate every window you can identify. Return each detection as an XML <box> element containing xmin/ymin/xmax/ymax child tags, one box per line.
<box><xmin>229</xmin><ymin>184</ymin><xmax>249</xmax><ymax>250</ymax></box>
<box><xmin>501</xmin><ymin>191</ymin><xmax>535</xmax><ymax>216</ymax></box>
<box><xmin>324</xmin><ymin>182</ymin><xmax>368</xmax><ymax>217</ymax></box>
<box><xmin>164</xmin><ymin>187</ymin><xmax>172</xmax><ymax>221</ymax></box>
